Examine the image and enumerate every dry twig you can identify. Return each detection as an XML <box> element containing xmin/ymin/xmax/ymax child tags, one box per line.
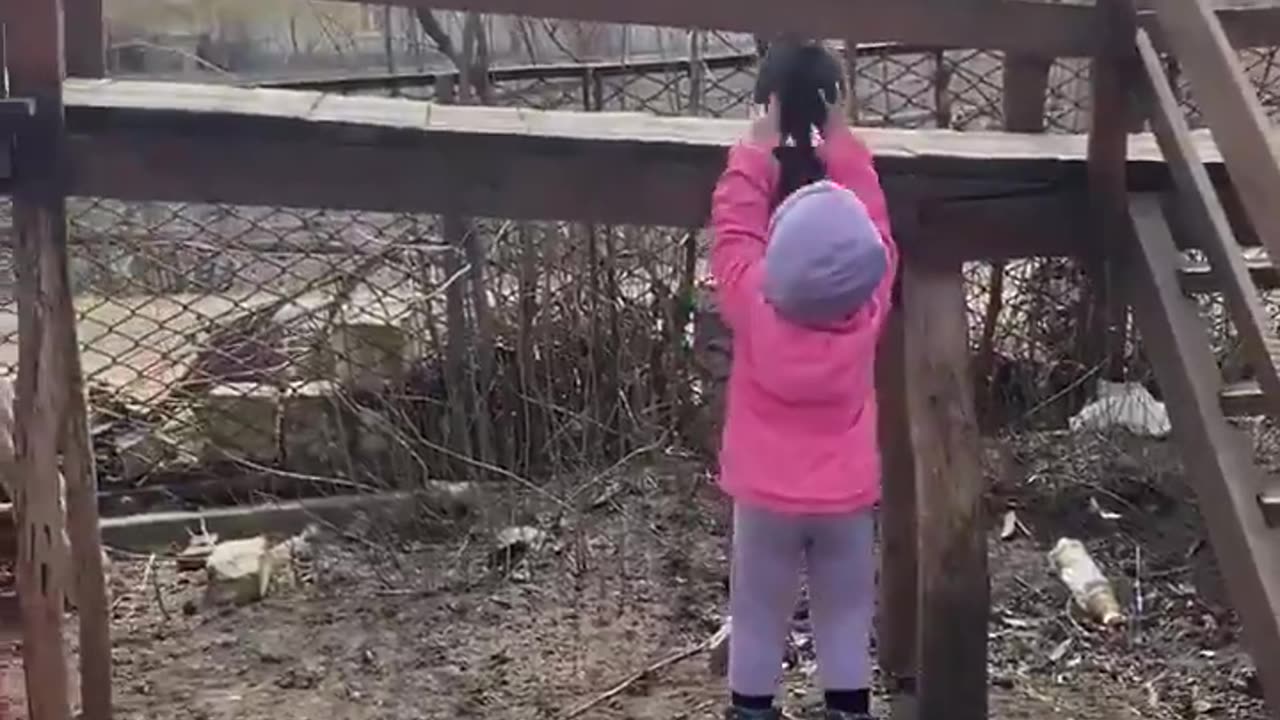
<box><xmin>559</xmin><ymin>634</ymin><xmax>720</xmax><ymax>719</ymax></box>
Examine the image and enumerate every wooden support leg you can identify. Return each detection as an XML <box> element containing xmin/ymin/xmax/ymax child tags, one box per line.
<box><xmin>1087</xmin><ymin>0</ymin><xmax>1139</xmax><ymax>381</ymax></box>
<box><xmin>876</xmin><ymin>305</ymin><xmax>917</xmax><ymax>720</ymax></box>
<box><xmin>7</xmin><ymin>1</ymin><xmax>113</xmax><ymax>718</ymax></box>
<box><xmin>902</xmin><ymin>258</ymin><xmax>988</xmax><ymax>720</ymax></box>
<box><xmin>1001</xmin><ymin>54</ymin><xmax>1051</xmax><ymax>133</ymax></box>
<box><xmin>7</xmin><ymin>4</ymin><xmax>74</xmax><ymax>719</ymax></box>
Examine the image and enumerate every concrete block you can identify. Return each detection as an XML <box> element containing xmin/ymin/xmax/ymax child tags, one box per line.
<box><xmin>197</xmin><ymin>382</ymin><xmax>280</xmax><ymax>462</ymax></box>
<box><xmin>328</xmin><ymin>322</ymin><xmax>406</xmax><ymax>393</ymax></box>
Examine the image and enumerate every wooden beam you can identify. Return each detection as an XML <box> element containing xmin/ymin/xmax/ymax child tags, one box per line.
<box><xmin>1178</xmin><ymin>256</ymin><xmax>1280</xmax><ymax>292</ymax></box>
<box><xmin>63</xmin><ymin>0</ymin><xmax>104</xmax><ymax>78</ymax></box>
<box><xmin>1220</xmin><ymin>380</ymin><xmax>1267</xmax><ymax>416</ymax></box>
<box><xmin>6</xmin><ymin>2</ymin><xmax>113</xmax><ymax>718</ymax></box>
<box><xmin>1126</xmin><ymin>193</ymin><xmax>1280</xmax><ymax>715</ymax></box>
<box><xmin>1151</xmin><ymin>0</ymin><xmax>1280</xmax><ymax>283</ymax></box>
<box><xmin>345</xmin><ymin>0</ymin><xmax>1280</xmax><ymax>55</ymax></box>
<box><xmin>903</xmin><ymin>256</ymin><xmax>987</xmax><ymax>720</ymax></box>
<box><xmin>25</xmin><ymin>79</ymin><xmax>1280</xmax><ymax>260</ymax></box>
<box><xmin>4</xmin><ymin>0</ymin><xmax>75</xmax><ymax>717</ymax></box>
<box><xmin>47</xmin><ymin>80</ymin><xmax>1253</xmax><ymax>224</ymax></box>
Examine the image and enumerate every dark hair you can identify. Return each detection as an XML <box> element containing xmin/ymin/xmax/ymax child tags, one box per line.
<box><xmin>754</xmin><ymin>40</ymin><xmax>843</xmax><ymax>206</ymax></box>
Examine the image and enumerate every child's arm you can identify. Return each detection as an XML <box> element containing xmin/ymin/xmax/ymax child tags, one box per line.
<box><xmin>821</xmin><ymin>124</ymin><xmax>900</xmax><ymax>307</ymax></box>
<box><xmin>710</xmin><ymin>142</ymin><xmax>779</xmax><ymax>329</ymax></box>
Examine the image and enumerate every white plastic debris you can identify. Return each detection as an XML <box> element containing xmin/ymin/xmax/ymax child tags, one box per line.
<box><xmin>1069</xmin><ymin>380</ymin><xmax>1172</xmax><ymax>438</ymax></box>
<box><xmin>1049</xmin><ymin>538</ymin><xmax>1125</xmax><ymax>626</ymax></box>
<box><xmin>205</xmin><ymin>536</ymin><xmax>271</xmax><ymax>606</ymax></box>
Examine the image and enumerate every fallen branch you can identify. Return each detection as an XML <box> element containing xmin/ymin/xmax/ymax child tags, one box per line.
<box><xmin>560</xmin><ymin>631</ymin><xmax>721</xmax><ymax>719</ymax></box>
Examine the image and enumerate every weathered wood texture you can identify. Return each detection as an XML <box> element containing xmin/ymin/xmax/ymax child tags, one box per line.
<box><xmin>52</xmin><ymin>80</ymin><xmax>1265</xmax><ymax>248</ymax></box>
<box><xmin>63</xmin><ymin>0</ymin><xmax>104</xmax><ymax>78</ymax></box>
<box><xmin>6</xmin><ymin>2</ymin><xmax>113</xmax><ymax>718</ymax></box>
<box><xmin>876</xmin><ymin>215</ymin><xmax>917</xmax><ymax>720</ymax></box>
<box><xmin>1086</xmin><ymin>0</ymin><xmax>1138</xmax><ymax>380</ymax></box>
<box><xmin>1002</xmin><ymin>54</ymin><xmax>1052</xmax><ymax>133</ymax></box>
<box><xmin>5</xmin><ymin>0</ymin><xmax>75</xmax><ymax>717</ymax></box>
<box><xmin>1152</xmin><ymin>0</ymin><xmax>1280</xmax><ymax>276</ymax></box>
<box><xmin>903</xmin><ymin>257</ymin><xmax>987</xmax><ymax>720</ymax></box>
<box><xmin>1126</xmin><ymin>194</ymin><xmax>1280</xmax><ymax>715</ymax></box>
<box><xmin>344</xmin><ymin>0</ymin><xmax>1280</xmax><ymax>55</ymax></box>
<box><xmin>1136</xmin><ymin>28</ymin><xmax>1280</xmax><ymax>418</ymax></box>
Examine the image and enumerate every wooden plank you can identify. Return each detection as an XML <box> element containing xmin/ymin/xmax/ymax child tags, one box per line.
<box><xmin>59</xmin><ymin>78</ymin><xmax>1254</xmax><ymax>166</ymax></box>
<box><xmin>4</xmin><ymin>0</ymin><xmax>76</xmax><ymax>717</ymax></box>
<box><xmin>63</xmin><ymin>0</ymin><xmax>104</xmax><ymax>78</ymax></box>
<box><xmin>1220</xmin><ymin>380</ymin><xmax>1268</xmax><ymax>416</ymax></box>
<box><xmin>1151</xmin><ymin>0</ymin><xmax>1280</xmax><ymax>286</ymax></box>
<box><xmin>1134</xmin><ymin>28</ymin><xmax>1280</xmax><ymax>420</ymax></box>
<box><xmin>902</xmin><ymin>256</ymin><xmax>987</xmax><ymax>720</ymax></box>
<box><xmin>1178</xmin><ymin>256</ymin><xmax>1280</xmax><ymax>292</ymax></box>
<box><xmin>343</xmin><ymin>0</ymin><xmax>1280</xmax><ymax>55</ymax></box>
<box><xmin>1126</xmin><ymin>193</ymin><xmax>1280</xmax><ymax>714</ymax></box>
<box><xmin>59</xmin><ymin>78</ymin><xmax>1120</xmax><ymax>170</ymax></box>
<box><xmin>6</xmin><ymin>1</ymin><xmax>113</xmax><ymax>718</ymax></box>
<box><xmin>46</xmin><ymin>79</ymin><xmax>1269</xmax><ymax>226</ymax></box>
<box><xmin>56</xmin><ymin>78</ymin><xmax>1248</xmax><ymax>174</ymax></box>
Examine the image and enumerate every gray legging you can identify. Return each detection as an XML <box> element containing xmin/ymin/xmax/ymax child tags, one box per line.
<box><xmin>729</xmin><ymin>502</ymin><xmax>876</xmax><ymax>697</ymax></box>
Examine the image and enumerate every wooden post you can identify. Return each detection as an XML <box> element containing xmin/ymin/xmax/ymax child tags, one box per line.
<box><xmin>62</xmin><ymin>342</ymin><xmax>112</xmax><ymax>719</ymax></box>
<box><xmin>1086</xmin><ymin>0</ymin><xmax>1139</xmax><ymax>381</ymax></box>
<box><xmin>6</xmin><ymin>1</ymin><xmax>113</xmax><ymax>718</ymax></box>
<box><xmin>903</xmin><ymin>255</ymin><xmax>987</xmax><ymax>720</ymax></box>
<box><xmin>1001</xmin><ymin>54</ymin><xmax>1051</xmax><ymax>133</ymax></box>
<box><xmin>876</xmin><ymin>302</ymin><xmax>918</xmax><ymax>720</ymax></box>
<box><xmin>5</xmin><ymin>1</ymin><xmax>74</xmax><ymax>719</ymax></box>
<box><xmin>64</xmin><ymin>0</ymin><xmax>105</xmax><ymax>78</ymax></box>
<box><xmin>877</xmin><ymin>197</ymin><xmax>918</xmax><ymax>720</ymax></box>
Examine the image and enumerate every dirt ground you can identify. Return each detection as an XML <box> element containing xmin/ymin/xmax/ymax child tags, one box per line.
<box><xmin>15</xmin><ymin>429</ymin><xmax>1271</xmax><ymax>719</ymax></box>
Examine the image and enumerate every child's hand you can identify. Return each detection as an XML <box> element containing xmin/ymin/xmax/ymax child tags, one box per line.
<box><xmin>746</xmin><ymin>97</ymin><xmax>780</xmax><ymax>149</ymax></box>
<box><xmin>823</xmin><ymin>92</ymin><xmax>851</xmax><ymax>137</ymax></box>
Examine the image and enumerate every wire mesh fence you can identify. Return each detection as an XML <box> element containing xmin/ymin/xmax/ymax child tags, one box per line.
<box><xmin>11</xmin><ymin>21</ymin><xmax>1280</xmax><ymax>720</ymax></box>
<box><xmin>9</xmin><ymin>35</ymin><xmax>1280</xmax><ymax>509</ymax></box>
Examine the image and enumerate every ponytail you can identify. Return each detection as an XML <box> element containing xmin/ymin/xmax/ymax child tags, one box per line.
<box><xmin>754</xmin><ymin>40</ymin><xmax>843</xmax><ymax>206</ymax></box>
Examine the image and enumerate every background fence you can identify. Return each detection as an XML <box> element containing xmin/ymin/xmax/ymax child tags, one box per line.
<box><xmin>11</xmin><ymin>31</ymin><xmax>1280</xmax><ymax>512</ymax></box>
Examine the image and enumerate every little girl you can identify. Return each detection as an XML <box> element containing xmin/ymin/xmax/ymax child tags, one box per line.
<box><xmin>710</xmin><ymin>40</ymin><xmax>898</xmax><ymax>720</ymax></box>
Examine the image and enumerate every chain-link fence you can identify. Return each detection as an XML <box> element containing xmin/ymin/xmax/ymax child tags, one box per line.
<box><xmin>27</xmin><ymin>23</ymin><xmax>1280</xmax><ymax>720</ymax></box>
<box><xmin>9</xmin><ymin>34</ymin><xmax>1280</xmax><ymax>509</ymax></box>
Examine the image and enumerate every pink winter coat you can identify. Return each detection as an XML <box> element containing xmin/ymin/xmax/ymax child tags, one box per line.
<box><xmin>709</xmin><ymin>126</ymin><xmax>899</xmax><ymax>515</ymax></box>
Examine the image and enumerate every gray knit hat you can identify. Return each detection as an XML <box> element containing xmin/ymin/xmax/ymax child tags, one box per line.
<box><xmin>762</xmin><ymin>180</ymin><xmax>887</xmax><ymax>327</ymax></box>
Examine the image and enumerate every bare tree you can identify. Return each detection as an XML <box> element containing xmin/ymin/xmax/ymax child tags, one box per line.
<box><xmin>414</xmin><ymin>8</ymin><xmax>492</xmax><ymax>103</ymax></box>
